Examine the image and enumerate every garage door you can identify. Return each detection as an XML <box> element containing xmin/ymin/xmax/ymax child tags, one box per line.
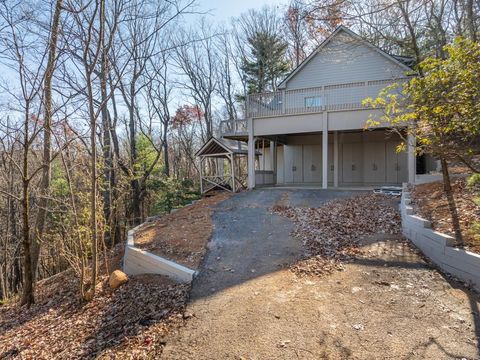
<box><xmin>303</xmin><ymin>145</ymin><xmax>322</xmax><ymax>183</ymax></box>
<box><xmin>284</xmin><ymin>144</ymin><xmax>328</xmax><ymax>184</ymax></box>
<box><xmin>363</xmin><ymin>142</ymin><xmax>386</xmax><ymax>183</ymax></box>
<box><xmin>341</xmin><ymin>143</ymin><xmax>363</xmax><ymax>183</ymax></box>
<box><xmin>386</xmin><ymin>142</ymin><xmax>408</xmax><ymax>183</ymax></box>
<box><xmin>284</xmin><ymin>145</ymin><xmax>303</xmax><ymax>183</ymax></box>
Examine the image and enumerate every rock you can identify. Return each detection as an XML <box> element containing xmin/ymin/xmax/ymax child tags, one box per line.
<box><xmin>279</xmin><ymin>340</ymin><xmax>291</xmax><ymax>348</ymax></box>
<box><xmin>353</xmin><ymin>324</ymin><xmax>364</xmax><ymax>331</ymax></box>
<box><xmin>183</xmin><ymin>312</ymin><xmax>194</xmax><ymax>319</ymax></box>
<box><xmin>109</xmin><ymin>270</ymin><xmax>128</xmax><ymax>289</ymax></box>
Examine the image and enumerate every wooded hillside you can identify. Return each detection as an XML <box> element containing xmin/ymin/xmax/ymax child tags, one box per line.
<box><xmin>0</xmin><ymin>0</ymin><xmax>478</xmax><ymax>309</ymax></box>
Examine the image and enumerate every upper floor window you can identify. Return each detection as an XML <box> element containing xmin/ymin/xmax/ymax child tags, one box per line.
<box><xmin>304</xmin><ymin>96</ymin><xmax>322</xmax><ymax>108</ymax></box>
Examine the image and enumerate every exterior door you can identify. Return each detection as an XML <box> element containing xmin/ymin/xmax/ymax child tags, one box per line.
<box><xmin>303</xmin><ymin>145</ymin><xmax>322</xmax><ymax>183</ymax></box>
<box><xmin>364</xmin><ymin>142</ymin><xmax>386</xmax><ymax>184</ymax></box>
<box><xmin>284</xmin><ymin>145</ymin><xmax>303</xmax><ymax>183</ymax></box>
<box><xmin>386</xmin><ymin>142</ymin><xmax>408</xmax><ymax>183</ymax></box>
<box><xmin>342</xmin><ymin>143</ymin><xmax>363</xmax><ymax>183</ymax></box>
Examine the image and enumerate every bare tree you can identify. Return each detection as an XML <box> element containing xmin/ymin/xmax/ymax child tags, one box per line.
<box><xmin>215</xmin><ymin>30</ymin><xmax>239</xmax><ymax>120</ymax></box>
<box><xmin>0</xmin><ymin>1</ymin><xmax>49</xmax><ymax>306</ymax></box>
<box><xmin>31</xmin><ymin>0</ymin><xmax>63</xmax><ymax>283</ymax></box>
<box><xmin>174</xmin><ymin>20</ymin><xmax>218</xmax><ymax>141</ymax></box>
<box><xmin>145</xmin><ymin>50</ymin><xmax>174</xmax><ymax>176</ymax></box>
<box><xmin>112</xmin><ymin>0</ymin><xmax>195</xmax><ymax>225</ymax></box>
<box><xmin>284</xmin><ymin>0</ymin><xmax>311</xmax><ymax>66</ymax></box>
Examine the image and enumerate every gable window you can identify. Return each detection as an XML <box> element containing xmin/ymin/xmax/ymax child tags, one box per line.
<box><xmin>304</xmin><ymin>96</ymin><xmax>322</xmax><ymax>108</ymax></box>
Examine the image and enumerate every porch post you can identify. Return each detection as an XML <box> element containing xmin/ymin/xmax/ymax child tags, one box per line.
<box><xmin>408</xmin><ymin>133</ymin><xmax>416</xmax><ymax>184</ymax></box>
<box><xmin>322</xmin><ymin>113</ymin><xmax>328</xmax><ymax>189</ymax></box>
<box><xmin>247</xmin><ymin>118</ymin><xmax>256</xmax><ymax>189</ymax></box>
<box><xmin>199</xmin><ymin>156</ymin><xmax>204</xmax><ymax>194</ymax></box>
<box><xmin>230</xmin><ymin>154</ymin><xmax>236</xmax><ymax>192</ymax></box>
<box><xmin>271</xmin><ymin>140</ymin><xmax>276</xmax><ymax>184</ymax></box>
<box><xmin>334</xmin><ymin>131</ymin><xmax>339</xmax><ymax>187</ymax></box>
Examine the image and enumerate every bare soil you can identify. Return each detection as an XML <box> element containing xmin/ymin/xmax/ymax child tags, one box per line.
<box><xmin>162</xmin><ymin>189</ymin><xmax>480</xmax><ymax>359</ymax></box>
<box><xmin>412</xmin><ymin>177</ymin><xmax>480</xmax><ymax>252</ymax></box>
<box><xmin>135</xmin><ymin>192</ymin><xmax>232</xmax><ymax>269</ymax></box>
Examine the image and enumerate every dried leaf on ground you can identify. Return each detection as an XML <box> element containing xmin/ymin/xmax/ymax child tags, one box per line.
<box><xmin>135</xmin><ymin>192</ymin><xmax>231</xmax><ymax>269</ymax></box>
<box><xmin>0</xmin><ymin>250</ymin><xmax>189</xmax><ymax>359</ymax></box>
<box><xmin>272</xmin><ymin>194</ymin><xmax>401</xmax><ymax>276</ymax></box>
<box><xmin>411</xmin><ymin>177</ymin><xmax>480</xmax><ymax>253</ymax></box>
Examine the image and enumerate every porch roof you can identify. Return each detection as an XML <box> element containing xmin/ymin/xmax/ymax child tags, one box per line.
<box><xmin>195</xmin><ymin>137</ymin><xmax>253</xmax><ymax>158</ymax></box>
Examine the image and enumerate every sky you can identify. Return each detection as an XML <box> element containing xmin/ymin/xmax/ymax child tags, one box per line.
<box><xmin>194</xmin><ymin>0</ymin><xmax>285</xmax><ymax>23</ymax></box>
<box><xmin>0</xmin><ymin>0</ymin><xmax>288</xmax><ymax>122</ymax></box>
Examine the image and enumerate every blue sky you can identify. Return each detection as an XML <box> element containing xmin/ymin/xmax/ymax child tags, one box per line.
<box><xmin>195</xmin><ymin>0</ymin><xmax>285</xmax><ymax>23</ymax></box>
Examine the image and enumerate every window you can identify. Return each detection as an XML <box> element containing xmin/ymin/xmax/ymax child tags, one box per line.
<box><xmin>304</xmin><ymin>96</ymin><xmax>322</xmax><ymax>108</ymax></box>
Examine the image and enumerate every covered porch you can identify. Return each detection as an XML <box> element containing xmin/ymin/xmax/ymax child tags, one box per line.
<box><xmin>249</xmin><ymin>129</ymin><xmax>418</xmax><ymax>189</ymax></box>
<box><xmin>196</xmin><ymin>137</ymin><xmax>250</xmax><ymax>194</ymax></box>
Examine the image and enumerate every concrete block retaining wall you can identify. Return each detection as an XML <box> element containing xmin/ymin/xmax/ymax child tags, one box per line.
<box><xmin>123</xmin><ymin>204</ymin><xmax>197</xmax><ymax>283</ymax></box>
<box><xmin>401</xmin><ymin>185</ymin><xmax>480</xmax><ymax>291</ymax></box>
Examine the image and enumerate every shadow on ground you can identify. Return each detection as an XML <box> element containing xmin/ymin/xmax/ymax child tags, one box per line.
<box><xmin>1</xmin><ymin>189</ymin><xmax>478</xmax><ymax>359</ymax></box>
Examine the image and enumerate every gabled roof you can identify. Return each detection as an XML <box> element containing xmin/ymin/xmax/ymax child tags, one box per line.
<box><xmin>195</xmin><ymin>137</ymin><xmax>251</xmax><ymax>157</ymax></box>
<box><xmin>278</xmin><ymin>25</ymin><xmax>414</xmax><ymax>89</ymax></box>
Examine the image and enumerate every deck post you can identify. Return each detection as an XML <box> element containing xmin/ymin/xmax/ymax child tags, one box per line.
<box><xmin>247</xmin><ymin>118</ymin><xmax>256</xmax><ymax>189</ymax></box>
<box><xmin>199</xmin><ymin>156</ymin><xmax>204</xmax><ymax>194</ymax></box>
<box><xmin>230</xmin><ymin>153</ymin><xmax>236</xmax><ymax>192</ymax></box>
<box><xmin>408</xmin><ymin>133</ymin><xmax>416</xmax><ymax>184</ymax></box>
<box><xmin>334</xmin><ymin>131</ymin><xmax>339</xmax><ymax>187</ymax></box>
<box><xmin>322</xmin><ymin>113</ymin><xmax>328</xmax><ymax>189</ymax></box>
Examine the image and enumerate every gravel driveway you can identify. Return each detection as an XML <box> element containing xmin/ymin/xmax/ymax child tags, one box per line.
<box><xmin>162</xmin><ymin>189</ymin><xmax>480</xmax><ymax>359</ymax></box>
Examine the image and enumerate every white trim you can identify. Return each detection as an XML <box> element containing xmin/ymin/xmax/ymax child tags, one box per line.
<box><xmin>195</xmin><ymin>137</ymin><xmax>233</xmax><ymax>157</ymax></box>
<box><xmin>278</xmin><ymin>26</ymin><xmax>413</xmax><ymax>89</ymax></box>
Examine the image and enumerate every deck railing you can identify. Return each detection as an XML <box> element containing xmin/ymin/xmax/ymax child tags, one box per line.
<box><xmin>247</xmin><ymin>79</ymin><xmax>398</xmax><ymax>118</ymax></box>
<box><xmin>219</xmin><ymin>118</ymin><xmax>248</xmax><ymax>136</ymax></box>
<box><xmin>219</xmin><ymin>79</ymin><xmax>402</xmax><ymax>137</ymax></box>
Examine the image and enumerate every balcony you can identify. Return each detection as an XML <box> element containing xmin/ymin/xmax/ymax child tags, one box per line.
<box><xmin>247</xmin><ymin>79</ymin><xmax>396</xmax><ymax>118</ymax></box>
<box><xmin>219</xmin><ymin>118</ymin><xmax>248</xmax><ymax>138</ymax></box>
<box><xmin>219</xmin><ymin>79</ymin><xmax>401</xmax><ymax>138</ymax></box>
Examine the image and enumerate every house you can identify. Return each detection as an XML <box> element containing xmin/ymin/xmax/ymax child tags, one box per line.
<box><xmin>203</xmin><ymin>26</ymin><xmax>437</xmax><ymax>191</ymax></box>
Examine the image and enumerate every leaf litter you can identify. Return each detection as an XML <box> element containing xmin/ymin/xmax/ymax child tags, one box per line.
<box><xmin>271</xmin><ymin>193</ymin><xmax>401</xmax><ymax>276</ymax></box>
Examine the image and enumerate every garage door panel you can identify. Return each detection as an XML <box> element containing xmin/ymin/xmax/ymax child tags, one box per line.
<box><xmin>364</xmin><ymin>142</ymin><xmax>386</xmax><ymax>183</ymax></box>
<box><xmin>328</xmin><ymin>143</ymin><xmax>334</xmax><ymax>183</ymax></box>
<box><xmin>342</xmin><ymin>143</ymin><xmax>362</xmax><ymax>183</ymax></box>
<box><xmin>284</xmin><ymin>145</ymin><xmax>303</xmax><ymax>183</ymax></box>
<box><xmin>386</xmin><ymin>141</ymin><xmax>408</xmax><ymax>184</ymax></box>
<box><xmin>303</xmin><ymin>145</ymin><xmax>322</xmax><ymax>183</ymax></box>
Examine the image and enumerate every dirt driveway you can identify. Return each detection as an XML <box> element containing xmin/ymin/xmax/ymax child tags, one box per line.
<box><xmin>162</xmin><ymin>189</ymin><xmax>480</xmax><ymax>359</ymax></box>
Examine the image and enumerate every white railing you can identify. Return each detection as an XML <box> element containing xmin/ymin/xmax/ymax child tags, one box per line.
<box><xmin>219</xmin><ymin>79</ymin><xmax>402</xmax><ymax>136</ymax></box>
<box><xmin>220</xmin><ymin>118</ymin><xmax>248</xmax><ymax>136</ymax></box>
<box><xmin>246</xmin><ymin>79</ymin><xmax>399</xmax><ymax>118</ymax></box>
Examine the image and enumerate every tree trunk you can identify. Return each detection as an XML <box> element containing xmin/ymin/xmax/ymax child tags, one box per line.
<box><xmin>21</xmin><ymin>109</ymin><xmax>34</xmax><ymax>306</ymax></box>
<box><xmin>101</xmin><ymin>65</ymin><xmax>113</xmax><ymax>246</ymax></box>
<box><xmin>31</xmin><ymin>0</ymin><xmax>63</xmax><ymax>279</ymax></box>
<box><xmin>440</xmin><ymin>157</ymin><xmax>463</xmax><ymax>246</ymax></box>
<box><xmin>163</xmin><ymin>126</ymin><xmax>170</xmax><ymax>177</ymax></box>
<box><xmin>131</xmin><ymin>179</ymin><xmax>142</xmax><ymax>225</ymax></box>
<box><xmin>466</xmin><ymin>0</ymin><xmax>477</xmax><ymax>42</ymax></box>
<box><xmin>21</xmin><ymin>178</ymin><xmax>34</xmax><ymax>307</ymax></box>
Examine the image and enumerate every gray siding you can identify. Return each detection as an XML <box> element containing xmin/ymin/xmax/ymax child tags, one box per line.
<box><xmin>285</xmin><ymin>30</ymin><xmax>408</xmax><ymax>90</ymax></box>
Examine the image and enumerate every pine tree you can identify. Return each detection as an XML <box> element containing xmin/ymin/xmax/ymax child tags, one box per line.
<box><xmin>241</xmin><ymin>31</ymin><xmax>290</xmax><ymax>94</ymax></box>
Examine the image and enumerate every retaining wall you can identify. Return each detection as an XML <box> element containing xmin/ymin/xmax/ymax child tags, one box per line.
<box><xmin>401</xmin><ymin>185</ymin><xmax>480</xmax><ymax>291</ymax></box>
<box><xmin>122</xmin><ymin>213</ymin><xmax>197</xmax><ymax>283</ymax></box>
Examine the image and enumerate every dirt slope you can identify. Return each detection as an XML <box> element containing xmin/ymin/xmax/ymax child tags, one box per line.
<box><xmin>162</xmin><ymin>189</ymin><xmax>479</xmax><ymax>359</ymax></box>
